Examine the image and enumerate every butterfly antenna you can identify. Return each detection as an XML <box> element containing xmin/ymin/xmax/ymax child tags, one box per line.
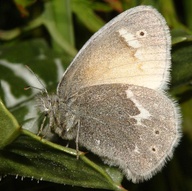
<box><xmin>24</xmin><ymin>65</ymin><xmax>48</xmax><ymax>95</ymax></box>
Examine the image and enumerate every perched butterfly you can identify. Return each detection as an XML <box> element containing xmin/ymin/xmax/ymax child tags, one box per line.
<box><xmin>38</xmin><ymin>6</ymin><xmax>181</xmax><ymax>183</ymax></box>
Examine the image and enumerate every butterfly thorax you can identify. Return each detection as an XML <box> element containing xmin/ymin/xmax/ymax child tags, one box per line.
<box><xmin>37</xmin><ymin>93</ymin><xmax>79</xmax><ymax>140</ymax></box>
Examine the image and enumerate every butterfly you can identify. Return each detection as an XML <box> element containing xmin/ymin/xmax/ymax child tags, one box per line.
<box><xmin>39</xmin><ymin>5</ymin><xmax>181</xmax><ymax>183</ymax></box>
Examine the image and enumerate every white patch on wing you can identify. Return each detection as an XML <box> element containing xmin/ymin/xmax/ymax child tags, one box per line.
<box><xmin>134</xmin><ymin>145</ymin><xmax>140</xmax><ymax>153</ymax></box>
<box><xmin>95</xmin><ymin>139</ymin><xmax>101</xmax><ymax>146</ymax></box>
<box><xmin>134</xmin><ymin>49</ymin><xmax>143</xmax><ymax>59</ymax></box>
<box><xmin>125</xmin><ymin>89</ymin><xmax>151</xmax><ymax>124</ymax></box>
<box><xmin>118</xmin><ymin>28</ymin><xmax>141</xmax><ymax>48</ymax></box>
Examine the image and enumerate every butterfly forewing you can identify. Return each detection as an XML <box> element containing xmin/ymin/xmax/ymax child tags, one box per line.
<box><xmin>58</xmin><ymin>6</ymin><xmax>171</xmax><ymax>99</ymax></box>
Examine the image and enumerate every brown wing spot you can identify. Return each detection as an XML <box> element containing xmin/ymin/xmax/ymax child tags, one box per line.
<box><xmin>136</xmin><ymin>29</ymin><xmax>147</xmax><ymax>38</ymax></box>
<box><xmin>155</xmin><ymin>130</ymin><xmax>160</xmax><ymax>134</ymax></box>
<box><xmin>140</xmin><ymin>31</ymin><xmax>145</xmax><ymax>36</ymax></box>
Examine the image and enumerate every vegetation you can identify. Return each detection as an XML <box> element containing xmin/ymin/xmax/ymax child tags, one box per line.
<box><xmin>0</xmin><ymin>0</ymin><xmax>192</xmax><ymax>190</ymax></box>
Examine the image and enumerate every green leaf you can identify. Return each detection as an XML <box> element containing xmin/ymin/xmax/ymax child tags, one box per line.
<box><xmin>183</xmin><ymin>0</ymin><xmax>192</xmax><ymax>30</ymax></box>
<box><xmin>13</xmin><ymin>0</ymin><xmax>36</xmax><ymax>7</ymax></box>
<box><xmin>172</xmin><ymin>29</ymin><xmax>192</xmax><ymax>44</ymax></box>
<box><xmin>72</xmin><ymin>0</ymin><xmax>105</xmax><ymax>32</ymax></box>
<box><xmin>171</xmin><ymin>40</ymin><xmax>192</xmax><ymax>87</ymax></box>
<box><xmin>0</xmin><ymin>128</ymin><xmax>125</xmax><ymax>190</ymax></box>
<box><xmin>0</xmin><ymin>100</ymin><xmax>20</xmax><ymax>148</ymax></box>
<box><xmin>42</xmin><ymin>1</ymin><xmax>75</xmax><ymax>52</ymax></box>
<box><xmin>0</xmin><ymin>39</ymin><xmax>72</xmax><ymax>129</ymax></box>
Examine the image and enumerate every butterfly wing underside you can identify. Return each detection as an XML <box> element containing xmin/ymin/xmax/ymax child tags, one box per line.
<box><xmin>71</xmin><ymin>84</ymin><xmax>180</xmax><ymax>183</ymax></box>
<box><xmin>57</xmin><ymin>6</ymin><xmax>171</xmax><ymax>98</ymax></box>
<box><xmin>50</xmin><ymin>5</ymin><xmax>181</xmax><ymax>183</ymax></box>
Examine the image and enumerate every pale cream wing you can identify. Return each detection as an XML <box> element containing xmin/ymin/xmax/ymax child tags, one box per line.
<box><xmin>58</xmin><ymin>6</ymin><xmax>171</xmax><ymax>98</ymax></box>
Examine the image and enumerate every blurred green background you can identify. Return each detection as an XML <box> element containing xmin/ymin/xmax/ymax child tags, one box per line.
<box><xmin>0</xmin><ymin>0</ymin><xmax>192</xmax><ymax>191</ymax></box>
